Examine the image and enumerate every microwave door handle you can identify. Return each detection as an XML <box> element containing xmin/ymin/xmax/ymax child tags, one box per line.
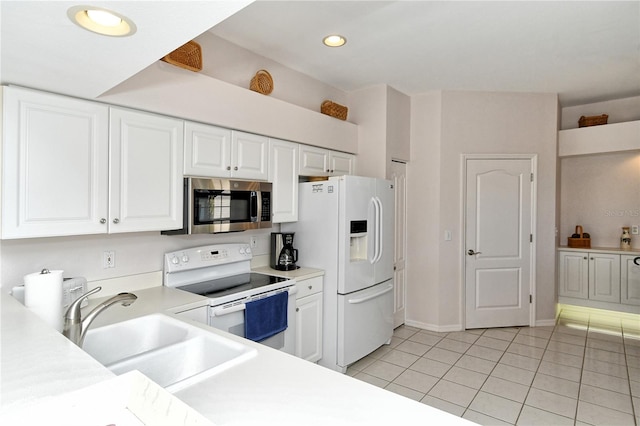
<box><xmin>250</xmin><ymin>191</ymin><xmax>258</xmax><ymax>222</ymax></box>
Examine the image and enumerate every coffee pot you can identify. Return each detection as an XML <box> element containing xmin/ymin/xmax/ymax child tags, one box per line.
<box><xmin>271</xmin><ymin>232</ymin><xmax>299</xmax><ymax>271</ymax></box>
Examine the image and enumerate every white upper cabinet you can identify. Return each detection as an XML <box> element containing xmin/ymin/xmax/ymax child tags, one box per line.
<box><xmin>299</xmin><ymin>145</ymin><xmax>355</xmax><ymax>176</ymax></box>
<box><xmin>184</xmin><ymin>121</ymin><xmax>231</xmax><ymax>177</ymax></box>
<box><xmin>1</xmin><ymin>87</ymin><xmax>184</xmax><ymax>239</ymax></box>
<box><xmin>184</xmin><ymin>121</ymin><xmax>268</xmax><ymax>180</ymax></box>
<box><xmin>232</xmin><ymin>131</ymin><xmax>269</xmax><ymax>180</ymax></box>
<box><xmin>109</xmin><ymin>108</ymin><xmax>184</xmax><ymax>233</ymax></box>
<box><xmin>269</xmin><ymin>139</ymin><xmax>298</xmax><ymax>223</ymax></box>
<box><xmin>2</xmin><ymin>86</ymin><xmax>109</xmax><ymax>239</ymax></box>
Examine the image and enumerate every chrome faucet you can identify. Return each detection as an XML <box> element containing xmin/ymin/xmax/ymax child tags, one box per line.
<box><xmin>62</xmin><ymin>286</ymin><xmax>137</xmax><ymax>347</ymax></box>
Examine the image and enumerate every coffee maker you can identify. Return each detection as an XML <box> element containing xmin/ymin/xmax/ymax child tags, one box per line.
<box><xmin>271</xmin><ymin>232</ymin><xmax>299</xmax><ymax>271</ymax></box>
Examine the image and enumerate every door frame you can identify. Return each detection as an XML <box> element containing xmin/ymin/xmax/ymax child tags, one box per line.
<box><xmin>460</xmin><ymin>154</ymin><xmax>538</xmax><ymax>329</ymax></box>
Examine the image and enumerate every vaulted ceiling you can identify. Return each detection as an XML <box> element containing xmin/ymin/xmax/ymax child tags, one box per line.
<box><xmin>1</xmin><ymin>1</ymin><xmax>639</xmax><ymax>107</ymax></box>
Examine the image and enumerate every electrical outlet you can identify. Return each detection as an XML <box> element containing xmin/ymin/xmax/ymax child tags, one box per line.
<box><xmin>632</xmin><ymin>225</ymin><xmax>639</xmax><ymax>235</ymax></box>
<box><xmin>250</xmin><ymin>236</ymin><xmax>258</xmax><ymax>248</ymax></box>
<box><xmin>103</xmin><ymin>251</ymin><xmax>115</xmax><ymax>268</ymax></box>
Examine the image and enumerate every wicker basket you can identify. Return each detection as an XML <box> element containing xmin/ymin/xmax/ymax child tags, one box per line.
<box><xmin>568</xmin><ymin>225</ymin><xmax>591</xmax><ymax>248</ymax></box>
<box><xmin>250</xmin><ymin>70</ymin><xmax>274</xmax><ymax>95</ymax></box>
<box><xmin>161</xmin><ymin>40</ymin><xmax>202</xmax><ymax>72</ymax></box>
<box><xmin>578</xmin><ymin>114</ymin><xmax>608</xmax><ymax>128</ymax></box>
<box><xmin>321</xmin><ymin>100</ymin><xmax>348</xmax><ymax>121</ymax></box>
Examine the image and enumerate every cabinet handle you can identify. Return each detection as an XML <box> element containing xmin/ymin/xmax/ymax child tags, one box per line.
<box><xmin>100</xmin><ymin>218</ymin><xmax>107</xmax><ymax>224</ymax></box>
<box><xmin>113</xmin><ymin>218</ymin><xmax>120</xmax><ymax>224</ymax></box>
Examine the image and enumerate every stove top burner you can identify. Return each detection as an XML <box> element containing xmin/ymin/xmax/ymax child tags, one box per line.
<box><xmin>177</xmin><ymin>272</ymin><xmax>288</xmax><ymax>299</ymax></box>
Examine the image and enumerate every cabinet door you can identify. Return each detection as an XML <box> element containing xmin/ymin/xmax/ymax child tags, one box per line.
<box><xmin>330</xmin><ymin>151</ymin><xmax>356</xmax><ymax>175</ymax></box>
<box><xmin>184</xmin><ymin>121</ymin><xmax>231</xmax><ymax>177</ymax></box>
<box><xmin>231</xmin><ymin>131</ymin><xmax>268</xmax><ymax>180</ymax></box>
<box><xmin>588</xmin><ymin>253</ymin><xmax>621</xmax><ymax>303</ymax></box>
<box><xmin>2</xmin><ymin>87</ymin><xmax>109</xmax><ymax>239</ymax></box>
<box><xmin>295</xmin><ymin>292</ymin><xmax>323</xmax><ymax>362</ymax></box>
<box><xmin>621</xmin><ymin>255</ymin><xmax>640</xmax><ymax>306</ymax></box>
<box><xmin>299</xmin><ymin>145</ymin><xmax>329</xmax><ymax>176</ymax></box>
<box><xmin>109</xmin><ymin>108</ymin><xmax>184</xmax><ymax>233</ymax></box>
<box><xmin>269</xmin><ymin>139</ymin><xmax>298</xmax><ymax>223</ymax></box>
<box><xmin>558</xmin><ymin>251</ymin><xmax>588</xmax><ymax>299</ymax></box>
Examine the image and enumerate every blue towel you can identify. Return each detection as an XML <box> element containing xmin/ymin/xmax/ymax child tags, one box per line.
<box><xmin>244</xmin><ymin>291</ymin><xmax>288</xmax><ymax>342</ymax></box>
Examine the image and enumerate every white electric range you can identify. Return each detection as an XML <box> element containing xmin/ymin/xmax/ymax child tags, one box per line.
<box><xmin>163</xmin><ymin>243</ymin><xmax>297</xmax><ymax>355</ymax></box>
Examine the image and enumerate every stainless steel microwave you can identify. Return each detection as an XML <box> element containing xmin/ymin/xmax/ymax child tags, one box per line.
<box><xmin>162</xmin><ymin>178</ymin><xmax>272</xmax><ymax>235</ymax></box>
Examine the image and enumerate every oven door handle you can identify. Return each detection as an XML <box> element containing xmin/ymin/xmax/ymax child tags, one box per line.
<box><xmin>212</xmin><ymin>303</ymin><xmax>246</xmax><ymax>317</ymax></box>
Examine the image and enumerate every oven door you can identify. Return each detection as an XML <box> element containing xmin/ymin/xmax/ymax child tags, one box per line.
<box><xmin>208</xmin><ymin>287</ymin><xmax>297</xmax><ymax>355</ymax></box>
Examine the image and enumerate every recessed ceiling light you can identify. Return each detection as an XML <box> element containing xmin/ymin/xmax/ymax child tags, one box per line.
<box><xmin>323</xmin><ymin>34</ymin><xmax>346</xmax><ymax>48</ymax></box>
<box><xmin>67</xmin><ymin>5</ymin><xmax>136</xmax><ymax>37</ymax></box>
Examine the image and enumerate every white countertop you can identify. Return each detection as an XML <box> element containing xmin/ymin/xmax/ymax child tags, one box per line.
<box><xmin>558</xmin><ymin>245</ymin><xmax>640</xmax><ymax>255</ymax></box>
<box><xmin>252</xmin><ymin>265</ymin><xmax>324</xmax><ymax>281</ymax></box>
<box><xmin>0</xmin><ymin>286</ymin><xmax>473</xmax><ymax>425</ymax></box>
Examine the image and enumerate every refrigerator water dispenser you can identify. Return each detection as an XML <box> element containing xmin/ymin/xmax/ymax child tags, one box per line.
<box><xmin>350</xmin><ymin>220</ymin><xmax>368</xmax><ymax>261</ymax></box>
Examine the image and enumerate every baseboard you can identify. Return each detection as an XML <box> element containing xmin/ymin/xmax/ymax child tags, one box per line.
<box><xmin>405</xmin><ymin>319</ymin><xmax>463</xmax><ymax>333</ymax></box>
<box><xmin>535</xmin><ymin>319</ymin><xmax>556</xmax><ymax>327</ymax></box>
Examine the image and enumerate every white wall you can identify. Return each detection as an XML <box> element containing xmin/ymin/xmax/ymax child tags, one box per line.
<box><xmin>408</xmin><ymin>90</ymin><xmax>558</xmax><ymax>330</ymax></box>
<box><xmin>0</xmin><ymin>229</ymin><xmax>275</xmax><ymax>290</ymax></box>
<box><xmin>561</xmin><ymin>95</ymin><xmax>640</xmax><ymax>130</ymax></box>
<box><xmin>349</xmin><ymin>85</ymin><xmax>387</xmax><ymax>178</ymax></box>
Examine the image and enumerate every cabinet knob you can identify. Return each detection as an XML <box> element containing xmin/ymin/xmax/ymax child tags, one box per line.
<box><xmin>100</xmin><ymin>218</ymin><xmax>107</xmax><ymax>224</ymax></box>
<box><xmin>326</xmin><ymin>169</ymin><xmax>330</xmax><ymax>172</ymax></box>
<box><xmin>113</xmin><ymin>218</ymin><xmax>120</xmax><ymax>224</ymax></box>
<box><xmin>308</xmin><ymin>285</ymin><xmax>312</xmax><ymax>290</ymax></box>
<box><xmin>234</xmin><ymin>166</ymin><xmax>238</xmax><ymax>171</ymax></box>
<box><xmin>226</xmin><ymin>166</ymin><xmax>231</xmax><ymax>170</ymax></box>
<box><xmin>296</xmin><ymin>308</ymin><xmax>299</xmax><ymax>312</ymax></box>
<box><xmin>583</xmin><ymin>256</ymin><xmax>587</xmax><ymax>260</ymax></box>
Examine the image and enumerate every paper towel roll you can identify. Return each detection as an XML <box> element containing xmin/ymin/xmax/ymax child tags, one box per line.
<box><xmin>24</xmin><ymin>269</ymin><xmax>64</xmax><ymax>332</ymax></box>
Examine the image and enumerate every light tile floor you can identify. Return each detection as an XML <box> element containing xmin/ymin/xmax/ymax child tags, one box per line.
<box><xmin>346</xmin><ymin>308</ymin><xmax>640</xmax><ymax>425</ymax></box>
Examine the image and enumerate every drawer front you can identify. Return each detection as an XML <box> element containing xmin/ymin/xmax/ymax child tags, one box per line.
<box><xmin>296</xmin><ymin>276</ymin><xmax>323</xmax><ymax>299</ymax></box>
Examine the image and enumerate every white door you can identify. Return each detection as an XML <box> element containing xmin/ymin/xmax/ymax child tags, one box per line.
<box><xmin>109</xmin><ymin>108</ymin><xmax>184</xmax><ymax>233</ymax></box>
<box><xmin>231</xmin><ymin>131</ymin><xmax>269</xmax><ymax>180</ymax></box>
<box><xmin>269</xmin><ymin>139</ymin><xmax>298</xmax><ymax>223</ymax></box>
<box><xmin>391</xmin><ymin>161</ymin><xmax>407</xmax><ymax>328</ymax></box>
<box><xmin>183</xmin><ymin>121</ymin><xmax>231</xmax><ymax>177</ymax></box>
<box><xmin>465</xmin><ymin>157</ymin><xmax>534</xmax><ymax>329</ymax></box>
<box><xmin>2</xmin><ymin>87</ymin><xmax>109</xmax><ymax>239</ymax></box>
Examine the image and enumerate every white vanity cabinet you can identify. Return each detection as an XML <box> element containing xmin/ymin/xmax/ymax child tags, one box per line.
<box><xmin>295</xmin><ymin>276</ymin><xmax>323</xmax><ymax>363</ymax></box>
<box><xmin>558</xmin><ymin>251</ymin><xmax>589</xmax><ymax>299</ymax></box>
<box><xmin>621</xmin><ymin>255</ymin><xmax>640</xmax><ymax>306</ymax></box>
<box><xmin>299</xmin><ymin>145</ymin><xmax>355</xmax><ymax>177</ymax></box>
<box><xmin>2</xmin><ymin>86</ymin><xmax>110</xmax><ymax>239</ymax></box>
<box><xmin>184</xmin><ymin>121</ymin><xmax>268</xmax><ymax>180</ymax></box>
<box><xmin>1</xmin><ymin>87</ymin><xmax>184</xmax><ymax>239</ymax></box>
<box><xmin>269</xmin><ymin>138</ymin><xmax>298</xmax><ymax>223</ymax></box>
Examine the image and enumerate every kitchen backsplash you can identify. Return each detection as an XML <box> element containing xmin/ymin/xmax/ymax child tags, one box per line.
<box><xmin>560</xmin><ymin>150</ymin><xmax>640</xmax><ymax>248</ymax></box>
<box><xmin>0</xmin><ymin>229</ymin><xmax>275</xmax><ymax>290</ymax></box>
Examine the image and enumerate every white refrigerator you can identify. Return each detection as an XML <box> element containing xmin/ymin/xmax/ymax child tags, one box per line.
<box><xmin>282</xmin><ymin>175</ymin><xmax>394</xmax><ymax>372</ymax></box>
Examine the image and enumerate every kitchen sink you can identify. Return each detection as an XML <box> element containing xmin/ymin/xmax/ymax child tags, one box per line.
<box><xmin>82</xmin><ymin>313</ymin><xmax>257</xmax><ymax>393</ymax></box>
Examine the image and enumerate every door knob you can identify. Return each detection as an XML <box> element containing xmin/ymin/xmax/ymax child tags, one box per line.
<box><xmin>467</xmin><ymin>249</ymin><xmax>482</xmax><ymax>256</ymax></box>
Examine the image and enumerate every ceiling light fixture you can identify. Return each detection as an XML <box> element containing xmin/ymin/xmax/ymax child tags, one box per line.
<box><xmin>323</xmin><ymin>34</ymin><xmax>346</xmax><ymax>48</ymax></box>
<box><xmin>67</xmin><ymin>5</ymin><xmax>137</xmax><ymax>37</ymax></box>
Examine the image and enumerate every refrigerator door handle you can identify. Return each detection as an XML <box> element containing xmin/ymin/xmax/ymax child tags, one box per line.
<box><xmin>347</xmin><ymin>283</ymin><xmax>394</xmax><ymax>304</ymax></box>
<box><xmin>372</xmin><ymin>197</ymin><xmax>383</xmax><ymax>264</ymax></box>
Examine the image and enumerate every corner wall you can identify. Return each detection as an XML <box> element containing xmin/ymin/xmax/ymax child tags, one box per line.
<box><xmin>407</xmin><ymin>90</ymin><xmax>558</xmax><ymax>330</ymax></box>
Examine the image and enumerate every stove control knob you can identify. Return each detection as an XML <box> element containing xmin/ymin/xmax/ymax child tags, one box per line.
<box><xmin>171</xmin><ymin>256</ymin><xmax>179</xmax><ymax>265</ymax></box>
<box><xmin>181</xmin><ymin>254</ymin><xmax>189</xmax><ymax>263</ymax></box>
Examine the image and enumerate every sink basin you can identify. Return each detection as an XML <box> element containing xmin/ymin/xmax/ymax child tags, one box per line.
<box><xmin>83</xmin><ymin>313</ymin><xmax>257</xmax><ymax>392</ymax></box>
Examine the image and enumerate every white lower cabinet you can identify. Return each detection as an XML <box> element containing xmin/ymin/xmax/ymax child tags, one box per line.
<box><xmin>621</xmin><ymin>255</ymin><xmax>640</xmax><ymax>306</ymax></box>
<box><xmin>558</xmin><ymin>249</ymin><xmax>640</xmax><ymax>311</ymax></box>
<box><xmin>295</xmin><ymin>276</ymin><xmax>323</xmax><ymax>363</ymax></box>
